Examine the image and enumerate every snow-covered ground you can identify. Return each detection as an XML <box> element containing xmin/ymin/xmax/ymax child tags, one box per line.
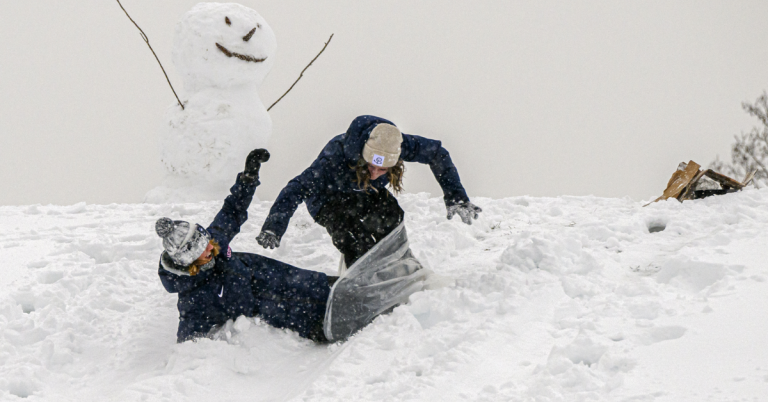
<box><xmin>1</xmin><ymin>190</ymin><xmax>767</xmax><ymax>401</ymax></box>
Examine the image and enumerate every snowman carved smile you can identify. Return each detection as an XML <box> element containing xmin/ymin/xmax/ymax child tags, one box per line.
<box><xmin>215</xmin><ymin>42</ymin><xmax>266</xmax><ymax>63</ymax></box>
<box><xmin>214</xmin><ymin>18</ymin><xmax>266</xmax><ymax>63</ymax></box>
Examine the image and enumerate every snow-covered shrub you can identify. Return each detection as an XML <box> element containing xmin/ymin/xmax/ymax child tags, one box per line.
<box><xmin>711</xmin><ymin>91</ymin><xmax>768</xmax><ymax>188</ymax></box>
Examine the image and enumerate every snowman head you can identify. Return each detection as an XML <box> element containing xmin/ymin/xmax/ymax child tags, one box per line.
<box><xmin>173</xmin><ymin>2</ymin><xmax>277</xmax><ymax>92</ymax></box>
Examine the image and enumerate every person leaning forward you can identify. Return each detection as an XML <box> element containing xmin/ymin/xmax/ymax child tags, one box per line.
<box><xmin>256</xmin><ymin>115</ymin><xmax>482</xmax><ymax>268</ymax></box>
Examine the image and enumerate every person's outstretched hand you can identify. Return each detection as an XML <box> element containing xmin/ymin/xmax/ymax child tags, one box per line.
<box><xmin>256</xmin><ymin>230</ymin><xmax>281</xmax><ymax>249</ymax></box>
<box><xmin>243</xmin><ymin>148</ymin><xmax>270</xmax><ymax>182</ymax></box>
<box><xmin>446</xmin><ymin>201</ymin><xmax>482</xmax><ymax>225</ymax></box>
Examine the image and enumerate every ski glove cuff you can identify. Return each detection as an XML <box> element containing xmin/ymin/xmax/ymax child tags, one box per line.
<box><xmin>256</xmin><ymin>230</ymin><xmax>281</xmax><ymax>249</ymax></box>
<box><xmin>446</xmin><ymin>201</ymin><xmax>482</xmax><ymax>225</ymax></box>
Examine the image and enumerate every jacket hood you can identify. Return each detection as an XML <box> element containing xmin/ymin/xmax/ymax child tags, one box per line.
<box><xmin>342</xmin><ymin>115</ymin><xmax>396</xmax><ymax>164</ymax></box>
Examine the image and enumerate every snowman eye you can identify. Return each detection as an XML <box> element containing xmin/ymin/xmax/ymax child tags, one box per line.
<box><xmin>225</xmin><ymin>17</ymin><xmax>231</xmax><ymax>26</ymax></box>
<box><xmin>243</xmin><ymin>27</ymin><xmax>256</xmax><ymax>42</ymax></box>
<box><xmin>257</xmin><ymin>23</ymin><xmax>261</xmax><ymax>29</ymax></box>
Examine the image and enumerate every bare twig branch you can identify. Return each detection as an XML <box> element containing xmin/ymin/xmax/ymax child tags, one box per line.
<box><xmin>268</xmin><ymin>34</ymin><xmax>334</xmax><ymax>112</ymax></box>
<box><xmin>744</xmin><ymin>147</ymin><xmax>768</xmax><ymax>178</ymax></box>
<box><xmin>742</xmin><ymin>91</ymin><xmax>768</xmax><ymax>127</ymax></box>
<box><xmin>116</xmin><ymin>0</ymin><xmax>184</xmax><ymax>110</ymax></box>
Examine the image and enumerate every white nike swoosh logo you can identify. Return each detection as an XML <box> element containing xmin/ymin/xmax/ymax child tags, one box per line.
<box><xmin>218</xmin><ymin>286</ymin><xmax>224</xmax><ymax>297</ymax></box>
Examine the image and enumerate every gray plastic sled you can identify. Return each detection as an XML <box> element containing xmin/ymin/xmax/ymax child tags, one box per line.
<box><xmin>323</xmin><ymin>223</ymin><xmax>430</xmax><ymax>342</ymax></box>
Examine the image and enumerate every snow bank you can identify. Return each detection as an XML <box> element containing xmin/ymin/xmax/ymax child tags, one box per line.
<box><xmin>1</xmin><ymin>189</ymin><xmax>767</xmax><ymax>401</ymax></box>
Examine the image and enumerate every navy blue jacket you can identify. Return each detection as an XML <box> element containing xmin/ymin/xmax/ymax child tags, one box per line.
<box><xmin>262</xmin><ymin>115</ymin><xmax>470</xmax><ymax>237</ymax></box>
<box><xmin>158</xmin><ymin>174</ymin><xmax>330</xmax><ymax>342</ymax></box>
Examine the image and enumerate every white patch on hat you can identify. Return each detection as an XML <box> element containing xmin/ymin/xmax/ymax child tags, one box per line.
<box><xmin>371</xmin><ymin>154</ymin><xmax>385</xmax><ymax>167</ymax></box>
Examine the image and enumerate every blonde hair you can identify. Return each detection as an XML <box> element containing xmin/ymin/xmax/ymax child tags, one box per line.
<box><xmin>187</xmin><ymin>239</ymin><xmax>221</xmax><ymax>276</ymax></box>
<box><xmin>352</xmin><ymin>158</ymin><xmax>405</xmax><ymax>194</ymax></box>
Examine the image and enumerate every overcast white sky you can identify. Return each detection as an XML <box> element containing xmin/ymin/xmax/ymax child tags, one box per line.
<box><xmin>1</xmin><ymin>1</ymin><xmax>767</xmax><ymax>206</ymax></box>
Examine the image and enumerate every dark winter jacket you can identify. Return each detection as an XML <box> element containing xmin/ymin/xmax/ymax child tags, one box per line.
<box><xmin>261</xmin><ymin>115</ymin><xmax>470</xmax><ymax>238</ymax></box>
<box><xmin>158</xmin><ymin>174</ymin><xmax>330</xmax><ymax>342</ymax></box>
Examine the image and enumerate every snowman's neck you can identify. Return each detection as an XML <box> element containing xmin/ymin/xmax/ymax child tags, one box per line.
<box><xmin>195</xmin><ymin>82</ymin><xmax>263</xmax><ymax>100</ymax></box>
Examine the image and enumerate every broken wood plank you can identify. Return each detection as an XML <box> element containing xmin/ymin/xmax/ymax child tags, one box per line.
<box><xmin>662</xmin><ymin>160</ymin><xmax>701</xmax><ymax>199</ymax></box>
<box><xmin>678</xmin><ymin>169</ymin><xmax>707</xmax><ymax>201</ymax></box>
<box><xmin>703</xmin><ymin>169</ymin><xmax>745</xmax><ymax>190</ymax></box>
<box><xmin>742</xmin><ymin>170</ymin><xmax>757</xmax><ymax>187</ymax></box>
<box><xmin>643</xmin><ymin>160</ymin><xmax>701</xmax><ymax>207</ymax></box>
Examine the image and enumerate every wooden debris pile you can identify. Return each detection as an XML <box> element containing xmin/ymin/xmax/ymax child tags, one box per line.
<box><xmin>645</xmin><ymin>161</ymin><xmax>756</xmax><ymax>206</ymax></box>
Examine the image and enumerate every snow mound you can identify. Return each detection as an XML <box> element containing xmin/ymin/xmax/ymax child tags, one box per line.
<box><xmin>1</xmin><ymin>189</ymin><xmax>768</xmax><ymax>400</ymax></box>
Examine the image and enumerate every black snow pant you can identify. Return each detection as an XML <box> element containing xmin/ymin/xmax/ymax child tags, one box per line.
<box><xmin>315</xmin><ymin>189</ymin><xmax>404</xmax><ymax>268</ymax></box>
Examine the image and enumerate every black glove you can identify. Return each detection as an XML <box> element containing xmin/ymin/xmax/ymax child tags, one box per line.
<box><xmin>446</xmin><ymin>201</ymin><xmax>482</xmax><ymax>225</ymax></box>
<box><xmin>243</xmin><ymin>148</ymin><xmax>270</xmax><ymax>182</ymax></box>
<box><xmin>256</xmin><ymin>230</ymin><xmax>281</xmax><ymax>249</ymax></box>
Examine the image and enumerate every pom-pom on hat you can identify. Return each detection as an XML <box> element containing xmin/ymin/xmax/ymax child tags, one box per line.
<box><xmin>362</xmin><ymin>123</ymin><xmax>403</xmax><ymax>168</ymax></box>
<box><xmin>155</xmin><ymin>217</ymin><xmax>211</xmax><ymax>267</ymax></box>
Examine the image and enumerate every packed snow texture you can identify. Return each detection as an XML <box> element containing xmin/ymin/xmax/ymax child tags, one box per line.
<box><xmin>146</xmin><ymin>3</ymin><xmax>276</xmax><ymax>203</ymax></box>
<box><xmin>2</xmin><ymin>190</ymin><xmax>768</xmax><ymax>401</ymax></box>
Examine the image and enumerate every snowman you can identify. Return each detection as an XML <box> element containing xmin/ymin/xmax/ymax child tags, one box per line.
<box><xmin>145</xmin><ymin>2</ymin><xmax>277</xmax><ymax>203</ymax></box>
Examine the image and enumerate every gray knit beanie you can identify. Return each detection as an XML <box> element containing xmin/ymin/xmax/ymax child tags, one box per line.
<box><xmin>155</xmin><ymin>217</ymin><xmax>211</xmax><ymax>267</ymax></box>
<box><xmin>362</xmin><ymin>123</ymin><xmax>403</xmax><ymax>168</ymax></box>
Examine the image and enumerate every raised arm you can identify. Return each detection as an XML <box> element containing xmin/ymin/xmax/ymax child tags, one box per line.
<box><xmin>158</xmin><ymin>149</ymin><xmax>269</xmax><ymax>293</ymax></box>
<box><xmin>400</xmin><ymin>134</ymin><xmax>481</xmax><ymax>224</ymax></box>
<box><xmin>207</xmin><ymin>149</ymin><xmax>270</xmax><ymax>250</ymax></box>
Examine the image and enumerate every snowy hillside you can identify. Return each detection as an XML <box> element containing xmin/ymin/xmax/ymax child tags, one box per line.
<box><xmin>1</xmin><ymin>190</ymin><xmax>767</xmax><ymax>401</ymax></box>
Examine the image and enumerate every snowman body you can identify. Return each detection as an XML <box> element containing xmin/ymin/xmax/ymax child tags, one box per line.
<box><xmin>146</xmin><ymin>2</ymin><xmax>276</xmax><ymax>203</ymax></box>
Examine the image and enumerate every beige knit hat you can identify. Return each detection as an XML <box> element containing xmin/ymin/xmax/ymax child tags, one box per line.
<box><xmin>362</xmin><ymin>123</ymin><xmax>403</xmax><ymax>168</ymax></box>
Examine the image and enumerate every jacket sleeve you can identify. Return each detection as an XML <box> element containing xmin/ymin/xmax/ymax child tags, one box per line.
<box><xmin>206</xmin><ymin>173</ymin><xmax>259</xmax><ymax>251</ymax></box>
<box><xmin>400</xmin><ymin>134</ymin><xmax>470</xmax><ymax>206</ymax></box>
<box><xmin>261</xmin><ymin>156</ymin><xmax>331</xmax><ymax>238</ymax></box>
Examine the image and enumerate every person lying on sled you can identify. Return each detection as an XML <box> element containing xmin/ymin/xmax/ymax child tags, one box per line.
<box><xmin>255</xmin><ymin>115</ymin><xmax>482</xmax><ymax>270</ymax></box>
<box><xmin>155</xmin><ymin>149</ymin><xmax>335</xmax><ymax>343</ymax></box>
